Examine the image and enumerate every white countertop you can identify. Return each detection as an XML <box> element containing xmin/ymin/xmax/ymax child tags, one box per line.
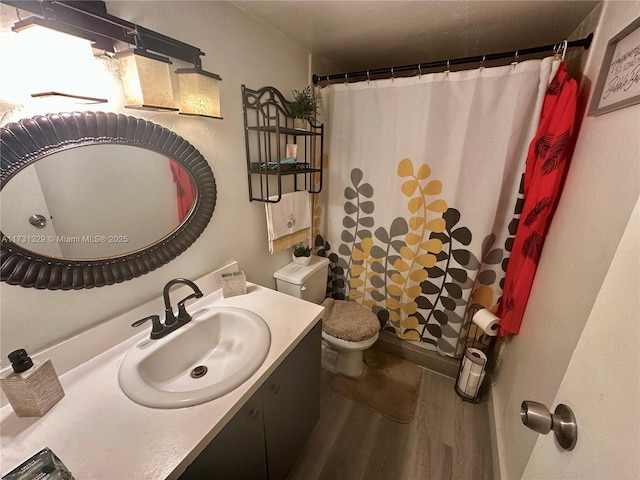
<box><xmin>0</xmin><ymin>282</ymin><xmax>324</xmax><ymax>479</ymax></box>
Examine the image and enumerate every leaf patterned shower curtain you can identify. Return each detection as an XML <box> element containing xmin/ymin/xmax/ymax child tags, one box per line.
<box><xmin>314</xmin><ymin>58</ymin><xmax>559</xmax><ymax>357</ymax></box>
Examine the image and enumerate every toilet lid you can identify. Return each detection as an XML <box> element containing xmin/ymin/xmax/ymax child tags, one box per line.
<box><xmin>273</xmin><ymin>255</ymin><xmax>330</xmax><ymax>284</ymax></box>
<box><xmin>321</xmin><ymin>298</ymin><xmax>381</xmax><ymax>342</ymax></box>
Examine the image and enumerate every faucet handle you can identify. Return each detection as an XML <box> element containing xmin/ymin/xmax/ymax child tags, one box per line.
<box><xmin>132</xmin><ymin>315</ymin><xmax>165</xmax><ymax>339</ymax></box>
<box><xmin>177</xmin><ymin>292</ymin><xmax>203</xmax><ymax>322</ymax></box>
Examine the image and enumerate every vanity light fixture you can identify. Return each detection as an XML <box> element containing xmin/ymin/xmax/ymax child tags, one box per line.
<box><xmin>10</xmin><ymin>14</ymin><xmax>108</xmax><ymax>104</ymax></box>
<box><xmin>31</xmin><ymin>92</ymin><xmax>108</xmax><ymax>104</ymax></box>
<box><xmin>115</xmin><ymin>48</ymin><xmax>178</xmax><ymax>112</ymax></box>
<box><xmin>10</xmin><ymin>15</ymin><xmax>112</xmax><ymax>51</ymax></box>
<box><xmin>5</xmin><ymin>0</ymin><xmax>223</xmax><ymax>118</ymax></box>
<box><xmin>175</xmin><ymin>67</ymin><xmax>223</xmax><ymax>119</ymax></box>
<box><xmin>11</xmin><ymin>15</ymin><xmax>54</xmax><ymax>32</ymax></box>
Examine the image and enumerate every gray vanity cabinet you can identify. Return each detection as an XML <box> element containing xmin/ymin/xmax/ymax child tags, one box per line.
<box><xmin>178</xmin><ymin>322</ymin><xmax>321</xmax><ymax>480</ymax></box>
<box><xmin>263</xmin><ymin>321</ymin><xmax>321</xmax><ymax>480</ymax></box>
<box><xmin>178</xmin><ymin>394</ymin><xmax>268</xmax><ymax>480</ymax></box>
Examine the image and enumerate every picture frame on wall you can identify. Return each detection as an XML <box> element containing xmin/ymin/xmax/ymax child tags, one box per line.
<box><xmin>587</xmin><ymin>17</ymin><xmax>640</xmax><ymax>117</ymax></box>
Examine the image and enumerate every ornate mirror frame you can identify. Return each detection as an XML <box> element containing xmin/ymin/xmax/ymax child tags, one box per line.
<box><xmin>0</xmin><ymin>111</ymin><xmax>216</xmax><ymax>290</ymax></box>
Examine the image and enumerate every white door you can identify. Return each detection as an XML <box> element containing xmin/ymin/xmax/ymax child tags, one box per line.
<box><xmin>522</xmin><ymin>198</ymin><xmax>640</xmax><ymax>479</ymax></box>
<box><xmin>1</xmin><ymin>164</ymin><xmax>62</xmax><ymax>258</ymax></box>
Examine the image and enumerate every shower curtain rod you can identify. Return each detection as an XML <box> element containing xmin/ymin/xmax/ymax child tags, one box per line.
<box><xmin>312</xmin><ymin>33</ymin><xmax>593</xmax><ymax>85</ymax></box>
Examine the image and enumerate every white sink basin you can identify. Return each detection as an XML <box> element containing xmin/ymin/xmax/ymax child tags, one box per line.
<box><xmin>118</xmin><ymin>306</ymin><xmax>271</xmax><ymax>409</ymax></box>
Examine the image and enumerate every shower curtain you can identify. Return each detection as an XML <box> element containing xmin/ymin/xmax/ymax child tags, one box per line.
<box><xmin>314</xmin><ymin>57</ymin><xmax>559</xmax><ymax>357</ymax></box>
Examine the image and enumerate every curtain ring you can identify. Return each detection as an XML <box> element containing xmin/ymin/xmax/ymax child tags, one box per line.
<box><xmin>512</xmin><ymin>50</ymin><xmax>519</xmax><ymax>69</ymax></box>
<box><xmin>344</xmin><ymin>73</ymin><xmax>348</xmax><ymax>87</ymax></box>
<box><xmin>366</xmin><ymin>70</ymin><xmax>370</xmax><ymax>84</ymax></box>
<box><xmin>391</xmin><ymin>66</ymin><xmax>395</xmax><ymax>82</ymax></box>
<box><xmin>562</xmin><ymin>40</ymin><xmax>568</xmax><ymax>61</ymax></box>
<box><xmin>418</xmin><ymin>63</ymin><xmax>422</xmax><ymax>79</ymax></box>
<box><xmin>445</xmin><ymin>59</ymin><xmax>450</xmax><ymax>76</ymax></box>
<box><xmin>480</xmin><ymin>54</ymin><xmax>486</xmax><ymax>70</ymax></box>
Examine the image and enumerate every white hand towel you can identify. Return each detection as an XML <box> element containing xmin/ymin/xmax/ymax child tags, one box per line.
<box><xmin>265</xmin><ymin>191</ymin><xmax>311</xmax><ymax>241</ymax></box>
<box><xmin>265</xmin><ymin>191</ymin><xmax>312</xmax><ymax>254</ymax></box>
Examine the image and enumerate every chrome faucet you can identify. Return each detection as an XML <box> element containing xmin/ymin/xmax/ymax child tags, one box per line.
<box><xmin>132</xmin><ymin>278</ymin><xmax>203</xmax><ymax>340</ymax></box>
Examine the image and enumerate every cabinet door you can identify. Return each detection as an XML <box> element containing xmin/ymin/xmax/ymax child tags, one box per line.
<box><xmin>262</xmin><ymin>322</ymin><xmax>321</xmax><ymax>480</ymax></box>
<box><xmin>178</xmin><ymin>394</ymin><xmax>267</xmax><ymax>480</ymax></box>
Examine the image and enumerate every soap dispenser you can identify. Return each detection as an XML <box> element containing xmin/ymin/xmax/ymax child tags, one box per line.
<box><xmin>1</xmin><ymin>349</ymin><xmax>65</xmax><ymax>417</ymax></box>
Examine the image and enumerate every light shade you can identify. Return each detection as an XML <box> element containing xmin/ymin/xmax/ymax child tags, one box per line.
<box><xmin>175</xmin><ymin>68</ymin><xmax>222</xmax><ymax>119</ymax></box>
<box><xmin>115</xmin><ymin>48</ymin><xmax>178</xmax><ymax>112</ymax></box>
<box><xmin>11</xmin><ymin>16</ymin><xmax>113</xmax><ymax>51</ymax></box>
<box><xmin>8</xmin><ymin>17</ymin><xmax>109</xmax><ymax>102</ymax></box>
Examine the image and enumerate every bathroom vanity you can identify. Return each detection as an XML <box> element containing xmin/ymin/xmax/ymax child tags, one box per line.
<box><xmin>0</xmin><ymin>264</ymin><xmax>324</xmax><ymax>479</ymax></box>
<box><xmin>179</xmin><ymin>322</ymin><xmax>320</xmax><ymax>480</ymax></box>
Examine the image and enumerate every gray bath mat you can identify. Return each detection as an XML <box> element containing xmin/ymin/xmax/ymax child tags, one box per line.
<box><xmin>329</xmin><ymin>348</ymin><xmax>423</xmax><ymax>423</ymax></box>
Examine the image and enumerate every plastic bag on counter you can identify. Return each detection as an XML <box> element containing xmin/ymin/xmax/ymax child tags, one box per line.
<box><xmin>2</xmin><ymin>447</ymin><xmax>74</xmax><ymax>480</ymax></box>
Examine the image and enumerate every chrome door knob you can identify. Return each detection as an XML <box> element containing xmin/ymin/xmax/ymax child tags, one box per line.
<box><xmin>521</xmin><ymin>401</ymin><xmax>578</xmax><ymax>450</ymax></box>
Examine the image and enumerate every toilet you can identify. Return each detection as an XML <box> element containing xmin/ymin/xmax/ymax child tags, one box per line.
<box><xmin>274</xmin><ymin>255</ymin><xmax>380</xmax><ymax>377</ymax></box>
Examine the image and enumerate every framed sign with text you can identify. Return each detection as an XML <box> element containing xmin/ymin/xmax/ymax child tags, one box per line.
<box><xmin>588</xmin><ymin>17</ymin><xmax>640</xmax><ymax>116</ymax></box>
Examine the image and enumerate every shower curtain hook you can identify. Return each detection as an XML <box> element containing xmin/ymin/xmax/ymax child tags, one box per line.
<box><xmin>512</xmin><ymin>50</ymin><xmax>519</xmax><ymax>69</ymax></box>
<box><xmin>561</xmin><ymin>40</ymin><xmax>568</xmax><ymax>61</ymax></box>
<box><xmin>445</xmin><ymin>59</ymin><xmax>450</xmax><ymax>76</ymax></box>
<box><xmin>480</xmin><ymin>54</ymin><xmax>486</xmax><ymax>70</ymax></box>
<box><xmin>391</xmin><ymin>67</ymin><xmax>395</xmax><ymax>82</ymax></box>
<box><xmin>367</xmin><ymin>70</ymin><xmax>371</xmax><ymax>84</ymax></box>
<box><xmin>418</xmin><ymin>63</ymin><xmax>422</xmax><ymax>79</ymax></box>
<box><xmin>345</xmin><ymin>73</ymin><xmax>348</xmax><ymax>87</ymax></box>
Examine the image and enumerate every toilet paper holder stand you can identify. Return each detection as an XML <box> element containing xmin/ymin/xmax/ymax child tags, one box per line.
<box><xmin>454</xmin><ymin>307</ymin><xmax>499</xmax><ymax>403</ymax></box>
<box><xmin>454</xmin><ymin>344</ymin><xmax>488</xmax><ymax>403</ymax></box>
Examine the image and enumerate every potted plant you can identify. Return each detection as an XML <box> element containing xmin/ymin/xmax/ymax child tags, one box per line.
<box><xmin>292</xmin><ymin>242</ymin><xmax>312</xmax><ymax>266</ymax></box>
<box><xmin>288</xmin><ymin>86</ymin><xmax>318</xmax><ymax>130</ymax></box>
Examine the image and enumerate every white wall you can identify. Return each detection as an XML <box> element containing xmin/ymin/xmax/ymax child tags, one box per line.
<box><xmin>0</xmin><ymin>1</ymin><xmax>310</xmax><ymax>366</ymax></box>
<box><xmin>492</xmin><ymin>2</ymin><xmax>640</xmax><ymax>479</ymax></box>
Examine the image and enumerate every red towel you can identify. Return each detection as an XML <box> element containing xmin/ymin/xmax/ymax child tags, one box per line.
<box><xmin>170</xmin><ymin>161</ymin><xmax>196</xmax><ymax>222</ymax></box>
<box><xmin>498</xmin><ymin>62</ymin><xmax>578</xmax><ymax>336</ymax></box>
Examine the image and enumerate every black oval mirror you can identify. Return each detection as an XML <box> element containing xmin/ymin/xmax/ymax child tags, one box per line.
<box><xmin>1</xmin><ymin>111</ymin><xmax>216</xmax><ymax>289</ymax></box>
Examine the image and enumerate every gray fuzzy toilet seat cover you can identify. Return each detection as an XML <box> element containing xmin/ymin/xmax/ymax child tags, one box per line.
<box><xmin>320</xmin><ymin>298</ymin><xmax>380</xmax><ymax>342</ymax></box>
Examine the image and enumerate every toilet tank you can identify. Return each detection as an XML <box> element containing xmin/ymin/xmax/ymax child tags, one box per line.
<box><xmin>274</xmin><ymin>256</ymin><xmax>330</xmax><ymax>305</ymax></box>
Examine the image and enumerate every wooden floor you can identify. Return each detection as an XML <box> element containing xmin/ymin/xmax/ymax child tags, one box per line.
<box><xmin>287</xmin><ymin>352</ymin><xmax>494</xmax><ymax>480</ymax></box>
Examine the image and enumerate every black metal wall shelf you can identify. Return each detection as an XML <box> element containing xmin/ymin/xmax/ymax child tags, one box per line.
<box><xmin>241</xmin><ymin>85</ymin><xmax>324</xmax><ymax>203</ymax></box>
<box><xmin>246</xmin><ymin>125</ymin><xmax>322</xmax><ymax>136</ymax></box>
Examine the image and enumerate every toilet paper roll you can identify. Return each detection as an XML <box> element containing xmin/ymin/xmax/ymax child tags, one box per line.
<box><xmin>457</xmin><ymin>346</ymin><xmax>488</xmax><ymax>398</ymax></box>
<box><xmin>458</xmin><ymin>369</ymin><xmax>486</xmax><ymax>397</ymax></box>
<box><xmin>460</xmin><ymin>347</ymin><xmax>487</xmax><ymax>380</ymax></box>
<box><xmin>472</xmin><ymin>309</ymin><xmax>501</xmax><ymax>336</ymax></box>
<box><xmin>465</xmin><ymin>347</ymin><xmax>487</xmax><ymax>364</ymax></box>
